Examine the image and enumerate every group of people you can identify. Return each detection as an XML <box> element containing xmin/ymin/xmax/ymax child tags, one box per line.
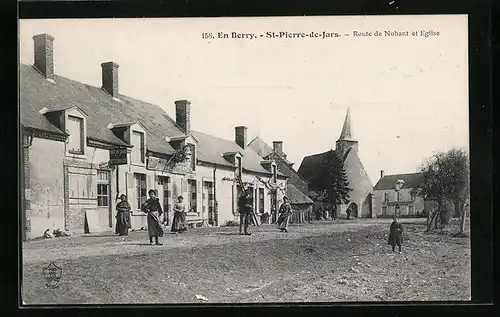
<box><xmin>114</xmin><ymin>187</ymin><xmax>404</xmax><ymax>253</ymax></box>
<box><xmin>114</xmin><ymin>190</ymin><xmax>188</xmax><ymax>245</ymax></box>
<box><xmin>237</xmin><ymin>189</ymin><xmax>293</xmax><ymax>235</ymax></box>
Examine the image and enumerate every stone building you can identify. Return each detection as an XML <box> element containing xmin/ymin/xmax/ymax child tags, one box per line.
<box><xmin>373</xmin><ymin>171</ymin><xmax>429</xmax><ymax>217</ymax></box>
<box><xmin>20</xmin><ymin>33</ymin><xmax>286</xmax><ymax>239</ymax></box>
<box><xmin>297</xmin><ymin>108</ymin><xmax>374</xmax><ymax>218</ymax></box>
<box><xmin>248</xmin><ymin>138</ymin><xmax>313</xmax><ymax>223</ymax></box>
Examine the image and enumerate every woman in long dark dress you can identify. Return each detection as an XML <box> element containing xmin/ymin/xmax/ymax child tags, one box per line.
<box><xmin>115</xmin><ymin>194</ymin><xmax>131</xmax><ymax>236</ymax></box>
<box><xmin>388</xmin><ymin>215</ymin><xmax>404</xmax><ymax>253</ymax></box>
<box><xmin>141</xmin><ymin>189</ymin><xmax>164</xmax><ymax>245</ymax></box>
<box><xmin>171</xmin><ymin>195</ymin><xmax>187</xmax><ymax>233</ymax></box>
<box><xmin>277</xmin><ymin>196</ymin><xmax>293</xmax><ymax>233</ymax></box>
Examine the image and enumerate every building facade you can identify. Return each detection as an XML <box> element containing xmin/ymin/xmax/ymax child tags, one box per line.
<box><xmin>20</xmin><ymin>33</ymin><xmax>286</xmax><ymax>239</ymax></box>
<box><xmin>248</xmin><ymin>138</ymin><xmax>313</xmax><ymax>223</ymax></box>
<box><xmin>373</xmin><ymin>171</ymin><xmax>429</xmax><ymax>217</ymax></box>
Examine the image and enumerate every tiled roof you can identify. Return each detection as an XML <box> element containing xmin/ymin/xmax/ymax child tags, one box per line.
<box><xmin>247</xmin><ymin>136</ymin><xmax>274</xmax><ymax>158</ymax></box>
<box><xmin>373</xmin><ymin>172</ymin><xmax>424</xmax><ymax>190</ymax></box>
<box><xmin>287</xmin><ymin>184</ymin><xmax>313</xmax><ymax>205</ymax></box>
<box><xmin>20</xmin><ymin>64</ymin><xmax>185</xmax><ymax>153</ymax></box>
<box><xmin>191</xmin><ymin>131</ymin><xmax>286</xmax><ymax>176</ymax></box>
<box><xmin>247</xmin><ymin>136</ymin><xmax>294</xmax><ymax>165</ymax></box>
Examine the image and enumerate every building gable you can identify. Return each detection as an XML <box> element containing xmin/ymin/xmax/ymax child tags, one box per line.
<box><xmin>266</xmin><ymin>152</ymin><xmax>308</xmax><ymax>195</ymax></box>
<box><xmin>343</xmin><ymin>149</ymin><xmax>373</xmax><ymax>203</ymax></box>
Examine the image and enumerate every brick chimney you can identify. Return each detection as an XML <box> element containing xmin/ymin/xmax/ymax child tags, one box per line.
<box><xmin>235</xmin><ymin>126</ymin><xmax>247</xmax><ymax>149</ymax></box>
<box><xmin>175</xmin><ymin>100</ymin><xmax>191</xmax><ymax>134</ymax></box>
<box><xmin>101</xmin><ymin>61</ymin><xmax>119</xmax><ymax>97</ymax></box>
<box><xmin>33</xmin><ymin>33</ymin><xmax>54</xmax><ymax>80</ymax></box>
<box><xmin>380</xmin><ymin>170</ymin><xmax>385</xmax><ymax>179</ymax></box>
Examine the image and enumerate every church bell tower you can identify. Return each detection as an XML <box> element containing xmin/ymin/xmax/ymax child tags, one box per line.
<box><xmin>335</xmin><ymin>108</ymin><xmax>359</xmax><ymax>160</ymax></box>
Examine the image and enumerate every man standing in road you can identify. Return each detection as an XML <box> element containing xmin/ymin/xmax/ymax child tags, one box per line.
<box><xmin>238</xmin><ymin>190</ymin><xmax>252</xmax><ymax>236</ymax></box>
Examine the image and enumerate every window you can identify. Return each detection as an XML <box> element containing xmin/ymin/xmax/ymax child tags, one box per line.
<box><xmin>397</xmin><ymin>192</ymin><xmax>400</xmax><ymax>201</ymax></box>
<box><xmin>259</xmin><ymin>188</ymin><xmax>265</xmax><ymax>214</ymax></box>
<box><xmin>67</xmin><ymin>115</ymin><xmax>84</xmax><ymax>154</ymax></box>
<box><xmin>236</xmin><ymin>156</ymin><xmax>242</xmax><ymax>177</ymax></box>
<box><xmin>382</xmin><ymin>206</ymin><xmax>387</xmax><ymax>215</ymax></box>
<box><xmin>135</xmin><ymin>173</ymin><xmax>147</xmax><ymax>209</ymax></box>
<box><xmin>97</xmin><ymin>171</ymin><xmax>109</xmax><ymax>207</ymax></box>
<box><xmin>272</xmin><ymin>165</ymin><xmax>277</xmax><ymax>183</ymax></box>
<box><xmin>384</xmin><ymin>193</ymin><xmax>389</xmax><ymax>202</ymax></box>
<box><xmin>131</xmin><ymin>131</ymin><xmax>145</xmax><ymax>163</ymax></box>
<box><xmin>188</xmin><ymin>179</ymin><xmax>197</xmax><ymax>213</ymax></box>
<box><xmin>410</xmin><ymin>191</ymin><xmax>416</xmax><ymax>201</ymax></box>
<box><xmin>409</xmin><ymin>205</ymin><xmax>414</xmax><ymax>215</ymax></box>
<box><xmin>247</xmin><ymin>186</ymin><xmax>254</xmax><ymax>207</ymax></box>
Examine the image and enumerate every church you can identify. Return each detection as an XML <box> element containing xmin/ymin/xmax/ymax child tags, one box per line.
<box><xmin>297</xmin><ymin>109</ymin><xmax>374</xmax><ymax>219</ymax></box>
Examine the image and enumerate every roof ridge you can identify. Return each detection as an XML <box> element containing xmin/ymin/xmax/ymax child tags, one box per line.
<box><xmin>247</xmin><ymin>136</ymin><xmax>261</xmax><ymax>146</ymax></box>
<box><xmin>381</xmin><ymin>172</ymin><xmax>423</xmax><ymax>178</ymax></box>
<box><xmin>303</xmin><ymin>149</ymin><xmax>335</xmax><ymax>159</ymax></box>
<box><xmin>192</xmin><ymin>130</ymin><xmax>238</xmax><ymax>145</ymax></box>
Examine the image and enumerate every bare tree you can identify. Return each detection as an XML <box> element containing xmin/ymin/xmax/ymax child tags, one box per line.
<box><xmin>412</xmin><ymin>148</ymin><xmax>469</xmax><ymax>232</ymax></box>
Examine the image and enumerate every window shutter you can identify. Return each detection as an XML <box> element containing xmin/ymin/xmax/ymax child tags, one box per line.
<box><xmin>147</xmin><ymin>175</ymin><xmax>155</xmax><ymax>194</ymax></box>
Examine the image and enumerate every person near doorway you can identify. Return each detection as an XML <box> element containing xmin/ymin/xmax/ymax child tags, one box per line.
<box><xmin>171</xmin><ymin>195</ymin><xmax>188</xmax><ymax>233</ymax></box>
<box><xmin>388</xmin><ymin>215</ymin><xmax>404</xmax><ymax>254</ymax></box>
<box><xmin>238</xmin><ymin>190</ymin><xmax>252</xmax><ymax>236</ymax></box>
<box><xmin>277</xmin><ymin>196</ymin><xmax>293</xmax><ymax>233</ymax></box>
<box><xmin>141</xmin><ymin>189</ymin><xmax>164</xmax><ymax>245</ymax></box>
<box><xmin>115</xmin><ymin>194</ymin><xmax>131</xmax><ymax>236</ymax></box>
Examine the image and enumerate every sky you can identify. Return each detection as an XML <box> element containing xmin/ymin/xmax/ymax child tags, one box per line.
<box><xmin>19</xmin><ymin>16</ymin><xmax>469</xmax><ymax>185</ymax></box>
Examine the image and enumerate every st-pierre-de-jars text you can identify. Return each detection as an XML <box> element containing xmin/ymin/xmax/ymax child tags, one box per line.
<box><xmin>201</xmin><ymin>29</ymin><xmax>440</xmax><ymax>40</ymax></box>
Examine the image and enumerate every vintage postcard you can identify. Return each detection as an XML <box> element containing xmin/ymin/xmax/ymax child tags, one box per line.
<box><xmin>19</xmin><ymin>15</ymin><xmax>470</xmax><ymax>304</ymax></box>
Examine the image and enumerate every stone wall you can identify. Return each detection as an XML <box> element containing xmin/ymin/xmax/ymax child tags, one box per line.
<box><xmin>27</xmin><ymin>137</ymin><xmax>65</xmax><ymax>239</ymax></box>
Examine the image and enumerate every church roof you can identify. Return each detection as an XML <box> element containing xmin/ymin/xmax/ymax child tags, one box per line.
<box><xmin>373</xmin><ymin>172</ymin><xmax>424</xmax><ymax>190</ymax></box>
<box><xmin>297</xmin><ymin>149</ymin><xmax>349</xmax><ymax>191</ymax></box>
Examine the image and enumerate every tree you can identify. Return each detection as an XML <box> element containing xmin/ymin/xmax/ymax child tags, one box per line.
<box><xmin>412</xmin><ymin>148</ymin><xmax>469</xmax><ymax>232</ymax></box>
<box><xmin>318</xmin><ymin>151</ymin><xmax>352</xmax><ymax>219</ymax></box>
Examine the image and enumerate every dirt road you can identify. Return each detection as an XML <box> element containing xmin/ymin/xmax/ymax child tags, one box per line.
<box><xmin>21</xmin><ymin>218</ymin><xmax>470</xmax><ymax>304</ymax></box>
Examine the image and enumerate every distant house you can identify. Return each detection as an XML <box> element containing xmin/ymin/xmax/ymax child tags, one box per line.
<box><xmin>20</xmin><ymin>33</ymin><xmax>287</xmax><ymax>239</ymax></box>
<box><xmin>298</xmin><ymin>108</ymin><xmax>374</xmax><ymax>219</ymax></box>
<box><xmin>373</xmin><ymin>171</ymin><xmax>429</xmax><ymax>217</ymax></box>
<box><xmin>248</xmin><ymin>138</ymin><xmax>313</xmax><ymax>223</ymax></box>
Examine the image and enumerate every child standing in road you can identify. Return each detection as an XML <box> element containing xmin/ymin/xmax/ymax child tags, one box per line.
<box><xmin>388</xmin><ymin>215</ymin><xmax>404</xmax><ymax>254</ymax></box>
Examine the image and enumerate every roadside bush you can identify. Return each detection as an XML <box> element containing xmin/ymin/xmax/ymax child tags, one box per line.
<box><xmin>439</xmin><ymin>201</ymin><xmax>454</xmax><ymax>226</ymax></box>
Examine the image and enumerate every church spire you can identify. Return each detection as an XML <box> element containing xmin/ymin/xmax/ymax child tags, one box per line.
<box><xmin>335</xmin><ymin>107</ymin><xmax>358</xmax><ymax>158</ymax></box>
<box><xmin>339</xmin><ymin>107</ymin><xmax>355</xmax><ymax>141</ymax></box>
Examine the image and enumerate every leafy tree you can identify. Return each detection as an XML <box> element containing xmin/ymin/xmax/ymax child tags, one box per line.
<box><xmin>317</xmin><ymin>151</ymin><xmax>352</xmax><ymax>219</ymax></box>
<box><xmin>412</xmin><ymin>148</ymin><xmax>469</xmax><ymax>232</ymax></box>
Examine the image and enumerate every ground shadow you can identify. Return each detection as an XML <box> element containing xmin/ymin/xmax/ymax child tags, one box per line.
<box><xmin>128</xmin><ymin>243</ymin><xmax>155</xmax><ymax>246</ymax></box>
<box><xmin>81</xmin><ymin>234</ymin><xmax>118</xmax><ymax>238</ymax></box>
<box><xmin>215</xmin><ymin>232</ymin><xmax>243</xmax><ymax>236</ymax></box>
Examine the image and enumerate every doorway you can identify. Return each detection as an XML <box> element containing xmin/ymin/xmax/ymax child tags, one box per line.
<box><xmin>203</xmin><ymin>181</ymin><xmax>216</xmax><ymax>226</ymax></box>
<box><xmin>347</xmin><ymin>202</ymin><xmax>358</xmax><ymax>219</ymax></box>
<box><xmin>157</xmin><ymin>176</ymin><xmax>170</xmax><ymax>224</ymax></box>
<box><xmin>97</xmin><ymin>170</ymin><xmax>112</xmax><ymax>228</ymax></box>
